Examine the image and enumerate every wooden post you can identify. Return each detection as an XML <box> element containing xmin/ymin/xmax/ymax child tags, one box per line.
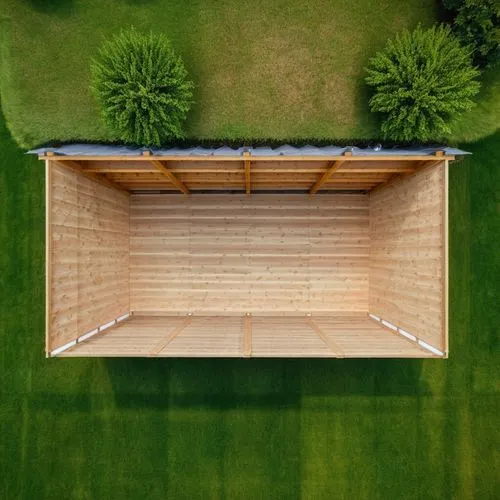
<box><xmin>243</xmin><ymin>151</ymin><xmax>251</xmax><ymax>194</ymax></box>
<box><xmin>45</xmin><ymin>159</ymin><xmax>52</xmax><ymax>357</ymax></box>
<box><xmin>442</xmin><ymin>159</ymin><xmax>449</xmax><ymax>357</ymax></box>
<box><xmin>309</xmin><ymin>160</ymin><xmax>344</xmax><ymax>194</ymax></box>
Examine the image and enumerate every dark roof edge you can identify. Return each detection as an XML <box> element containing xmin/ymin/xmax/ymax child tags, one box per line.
<box><xmin>27</xmin><ymin>143</ymin><xmax>470</xmax><ymax>157</ymax></box>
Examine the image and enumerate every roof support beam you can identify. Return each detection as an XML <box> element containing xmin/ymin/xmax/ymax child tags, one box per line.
<box><xmin>244</xmin><ymin>151</ymin><xmax>251</xmax><ymax>194</ymax></box>
<box><xmin>38</xmin><ymin>155</ymin><xmax>457</xmax><ymax>162</ymax></box>
<box><xmin>81</xmin><ymin>166</ymin><xmax>416</xmax><ymax>174</ymax></box>
<box><xmin>141</xmin><ymin>152</ymin><xmax>189</xmax><ymax>195</ymax></box>
<box><xmin>49</xmin><ymin>156</ymin><xmax>128</xmax><ymax>192</ymax></box>
<box><xmin>309</xmin><ymin>161</ymin><xmax>345</xmax><ymax>195</ymax></box>
<box><xmin>370</xmin><ymin>159</ymin><xmax>444</xmax><ymax>193</ymax></box>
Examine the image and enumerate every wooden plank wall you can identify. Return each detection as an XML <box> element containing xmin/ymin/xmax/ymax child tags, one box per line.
<box><xmin>369</xmin><ymin>162</ymin><xmax>446</xmax><ymax>350</ymax></box>
<box><xmin>49</xmin><ymin>163</ymin><xmax>130</xmax><ymax>351</ymax></box>
<box><xmin>130</xmin><ymin>194</ymin><xmax>369</xmax><ymax>314</ymax></box>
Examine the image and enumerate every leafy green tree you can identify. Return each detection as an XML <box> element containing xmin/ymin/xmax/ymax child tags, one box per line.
<box><xmin>365</xmin><ymin>25</ymin><xmax>480</xmax><ymax>141</ymax></box>
<box><xmin>442</xmin><ymin>0</ymin><xmax>500</xmax><ymax>68</ymax></box>
<box><xmin>91</xmin><ymin>28</ymin><xmax>194</xmax><ymax>146</ymax></box>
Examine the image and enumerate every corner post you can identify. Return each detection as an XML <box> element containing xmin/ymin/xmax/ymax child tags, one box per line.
<box><xmin>443</xmin><ymin>158</ymin><xmax>449</xmax><ymax>357</ymax></box>
<box><xmin>45</xmin><ymin>156</ymin><xmax>53</xmax><ymax>357</ymax></box>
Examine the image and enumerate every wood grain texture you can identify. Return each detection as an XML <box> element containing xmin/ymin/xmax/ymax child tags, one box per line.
<box><xmin>443</xmin><ymin>160</ymin><xmax>449</xmax><ymax>356</ymax></box>
<box><xmin>130</xmin><ymin>194</ymin><xmax>370</xmax><ymax>314</ymax></box>
<box><xmin>309</xmin><ymin>161</ymin><xmax>345</xmax><ymax>194</ymax></box>
<box><xmin>41</xmin><ymin>155</ymin><xmax>456</xmax><ymax>162</ymax></box>
<box><xmin>60</xmin><ymin>314</ymin><xmax>431</xmax><ymax>358</ymax></box>
<box><xmin>76</xmin><ymin>159</ymin><xmax>426</xmax><ymax>191</ymax></box>
<box><xmin>369</xmin><ymin>162</ymin><xmax>445</xmax><ymax>349</ymax></box>
<box><xmin>243</xmin><ymin>314</ymin><xmax>252</xmax><ymax>357</ymax></box>
<box><xmin>49</xmin><ymin>163</ymin><xmax>130</xmax><ymax>350</ymax></box>
<box><xmin>45</xmin><ymin>160</ymin><xmax>52</xmax><ymax>355</ymax></box>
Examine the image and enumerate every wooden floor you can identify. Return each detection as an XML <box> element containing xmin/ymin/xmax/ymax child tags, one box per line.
<box><xmin>61</xmin><ymin>314</ymin><xmax>434</xmax><ymax>358</ymax></box>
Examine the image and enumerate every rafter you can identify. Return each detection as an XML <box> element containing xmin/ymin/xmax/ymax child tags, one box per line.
<box><xmin>141</xmin><ymin>158</ymin><xmax>188</xmax><ymax>196</ymax></box>
<box><xmin>50</xmin><ymin>157</ymin><xmax>128</xmax><ymax>192</ymax></box>
<box><xmin>81</xmin><ymin>166</ymin><xmax>415</xmax><ymax>174</ymax></box>
<box><xmin>309</xmin><ymin>160</ymin><xmax>345</xmax><ymax>194</ymax></box>
<box><xmin>370</xmin><ymin>159</ymin><xmax>445</xmax><ymax>193</ymax></box>
<box><xmin>243</xmin><ymin>151</ymin><xmax>251</xmax><ymax>194</ymax></box>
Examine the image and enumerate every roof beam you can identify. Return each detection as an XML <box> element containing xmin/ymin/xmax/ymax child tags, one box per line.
<box><xmin>244</xmin><ymin>151</ymin><xmax>251</xmax><ymax>194</ymax></box>
<box><xmin>81</xmin><ymin>166</ymin><xmax>415</xmax><ymax>174</ymax></box>
<box><xmin>370</xmin><ymin>159</ymin><xmax>445</xmax><ymax>193</ymax></box>
<box><xmin>142</xmin><ymin>152</ymin><xmax>189</xmax><ymax>194</ymax></box>
<box><xmin>309</xmin><ymin>161</ymin><xmax>345</xmax><ymax>194</ymax></box>
<box><xmin>38</xmin><ymin>155</ymin><xmax>456</xmax><ymax>162</ymax></box>
<box><xmin>49</xmin><ymin>156</ymin><xmax>128</xmax><ymax>192</ymax></box>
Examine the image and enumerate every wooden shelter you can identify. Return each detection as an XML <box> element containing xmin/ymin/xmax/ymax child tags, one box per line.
<box><xmin>33</xmin><ymin>144</ymin><xmax>466</xmax><ymax>358</ymax></box>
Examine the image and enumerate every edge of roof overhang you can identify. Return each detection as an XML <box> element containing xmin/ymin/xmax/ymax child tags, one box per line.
<box><xmin>27</xmin><ymin>143</ymin><xmax>470</xmax><ymax>158</ymax></box>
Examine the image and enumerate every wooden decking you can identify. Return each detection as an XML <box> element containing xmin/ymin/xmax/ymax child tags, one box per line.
<box><xmin>60</xmin><ymin>314</ymin><xmax>434</xmax><ymax>358</ymax></box>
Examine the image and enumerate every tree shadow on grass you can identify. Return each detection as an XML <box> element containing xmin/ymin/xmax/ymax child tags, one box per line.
<box><xmin>103</xmin><ymin>357</ymin><xmax>427</xmax><ymax>411</ymax></box>
<box><xmin>121</xmin><ymin>0</ymin><xmax>158</xmax><ymax>4</ymax></box>
<box><xmin>26</xmin><ymin>0</ymin><xmax>75</xmax><ymax>17</ymax></box>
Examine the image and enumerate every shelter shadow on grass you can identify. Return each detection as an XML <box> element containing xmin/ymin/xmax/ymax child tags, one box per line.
<box><xmin>25</xmin><ymin>0</ymin><xmax>75</xmax><ymax>16</ymax></box>
<box><xmin>103</xmin><ymin>358</ymin><xmax>426</xmax><ymax>411</ymax></box>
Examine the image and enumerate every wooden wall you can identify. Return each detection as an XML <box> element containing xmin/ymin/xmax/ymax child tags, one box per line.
<box><xmin>369</xmin><ymin>162</ymin><xmax>447</xmax><ymax>350</ymax></box>
<box><xmin>130</xmin><ymin>194</ymin><xmax>369</xmax><ymax>314</ymax></box>
<box><xmin>48</xmin><ymin>163</ymin><xmax>130</xmax><ymax>352</ymax></box>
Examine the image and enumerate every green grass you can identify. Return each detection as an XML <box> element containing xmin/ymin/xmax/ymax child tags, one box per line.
<box><xmin>0</xmin><ymin>0</ymin><xmax>441</xmax><ymax>148</ymax></box>
<box><xmin>2</xmin><ymin>0</ymin><xmax>499</xmax><ymax>149</ymax></box>
<box><xmin>450</xmin><ymin>64</ymin><xmax>500</xmax><ymax>143</ymax></box>
<box><xmin>1</xmin><ymin>102</ymin><xmax>499</xmax><ymax>497</ymax></box>
<box><xmin>0</xmin><ymin>0</ymin><xmax>499</xmax><ymax>496</ymax></box>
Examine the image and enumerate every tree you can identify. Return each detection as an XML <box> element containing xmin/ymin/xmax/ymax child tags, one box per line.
<box><xmin>91</xmin><ymin>28</ymin><xmax>194</xmax><ymax>146</ymax></box>
<box><xmin>365</xmin><ymin>25</ymin><xmax>480</xmax><ymax>141</ymax></box>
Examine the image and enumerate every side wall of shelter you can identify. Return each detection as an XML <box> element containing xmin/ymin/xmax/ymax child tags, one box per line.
<box><xmin>47</xmin><ymin>162</ymin><xmax>130</xmax><ymax>352</ymax></box>
<box><xmin>369</xmin><ymin>162</ymin><xmax>447</xmax><ymax>352</ymax></box>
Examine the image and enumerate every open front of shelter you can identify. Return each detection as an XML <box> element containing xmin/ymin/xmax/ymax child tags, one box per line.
<box><xmin>33</xmin><ymin>145</ymin><xmax>464</xmax><ymax>358</ymax></box>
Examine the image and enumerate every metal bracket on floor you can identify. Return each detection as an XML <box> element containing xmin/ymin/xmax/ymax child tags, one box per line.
<box><xmin>368</xmin><ymin>313</ymin><xmax>445</xmax><ymax>357</ymax></box>
<box><xmin>49</xmin><ymin>311</ymin><xmax>132</xmax><ymax>357</ymax></box>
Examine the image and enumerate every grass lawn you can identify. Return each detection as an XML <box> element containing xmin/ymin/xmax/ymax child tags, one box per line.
<box><xmin>1</xmin><ymin>100</ymin><xmax>499</xmax><ymax>497</ymax></box>
<box><xmin>450</xmin><ymin>64</ymin><xmax>500</xmax><ymax>143</ymax></box>
<box><xmin>1</xmin><ymin>0</ymin><xmax>499</xmax><ymax>497</ymax></box>
<box><xmin>0</xmin><ymin>0</ymin><xmax>441</xmax><ymax>148</ymax></box>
